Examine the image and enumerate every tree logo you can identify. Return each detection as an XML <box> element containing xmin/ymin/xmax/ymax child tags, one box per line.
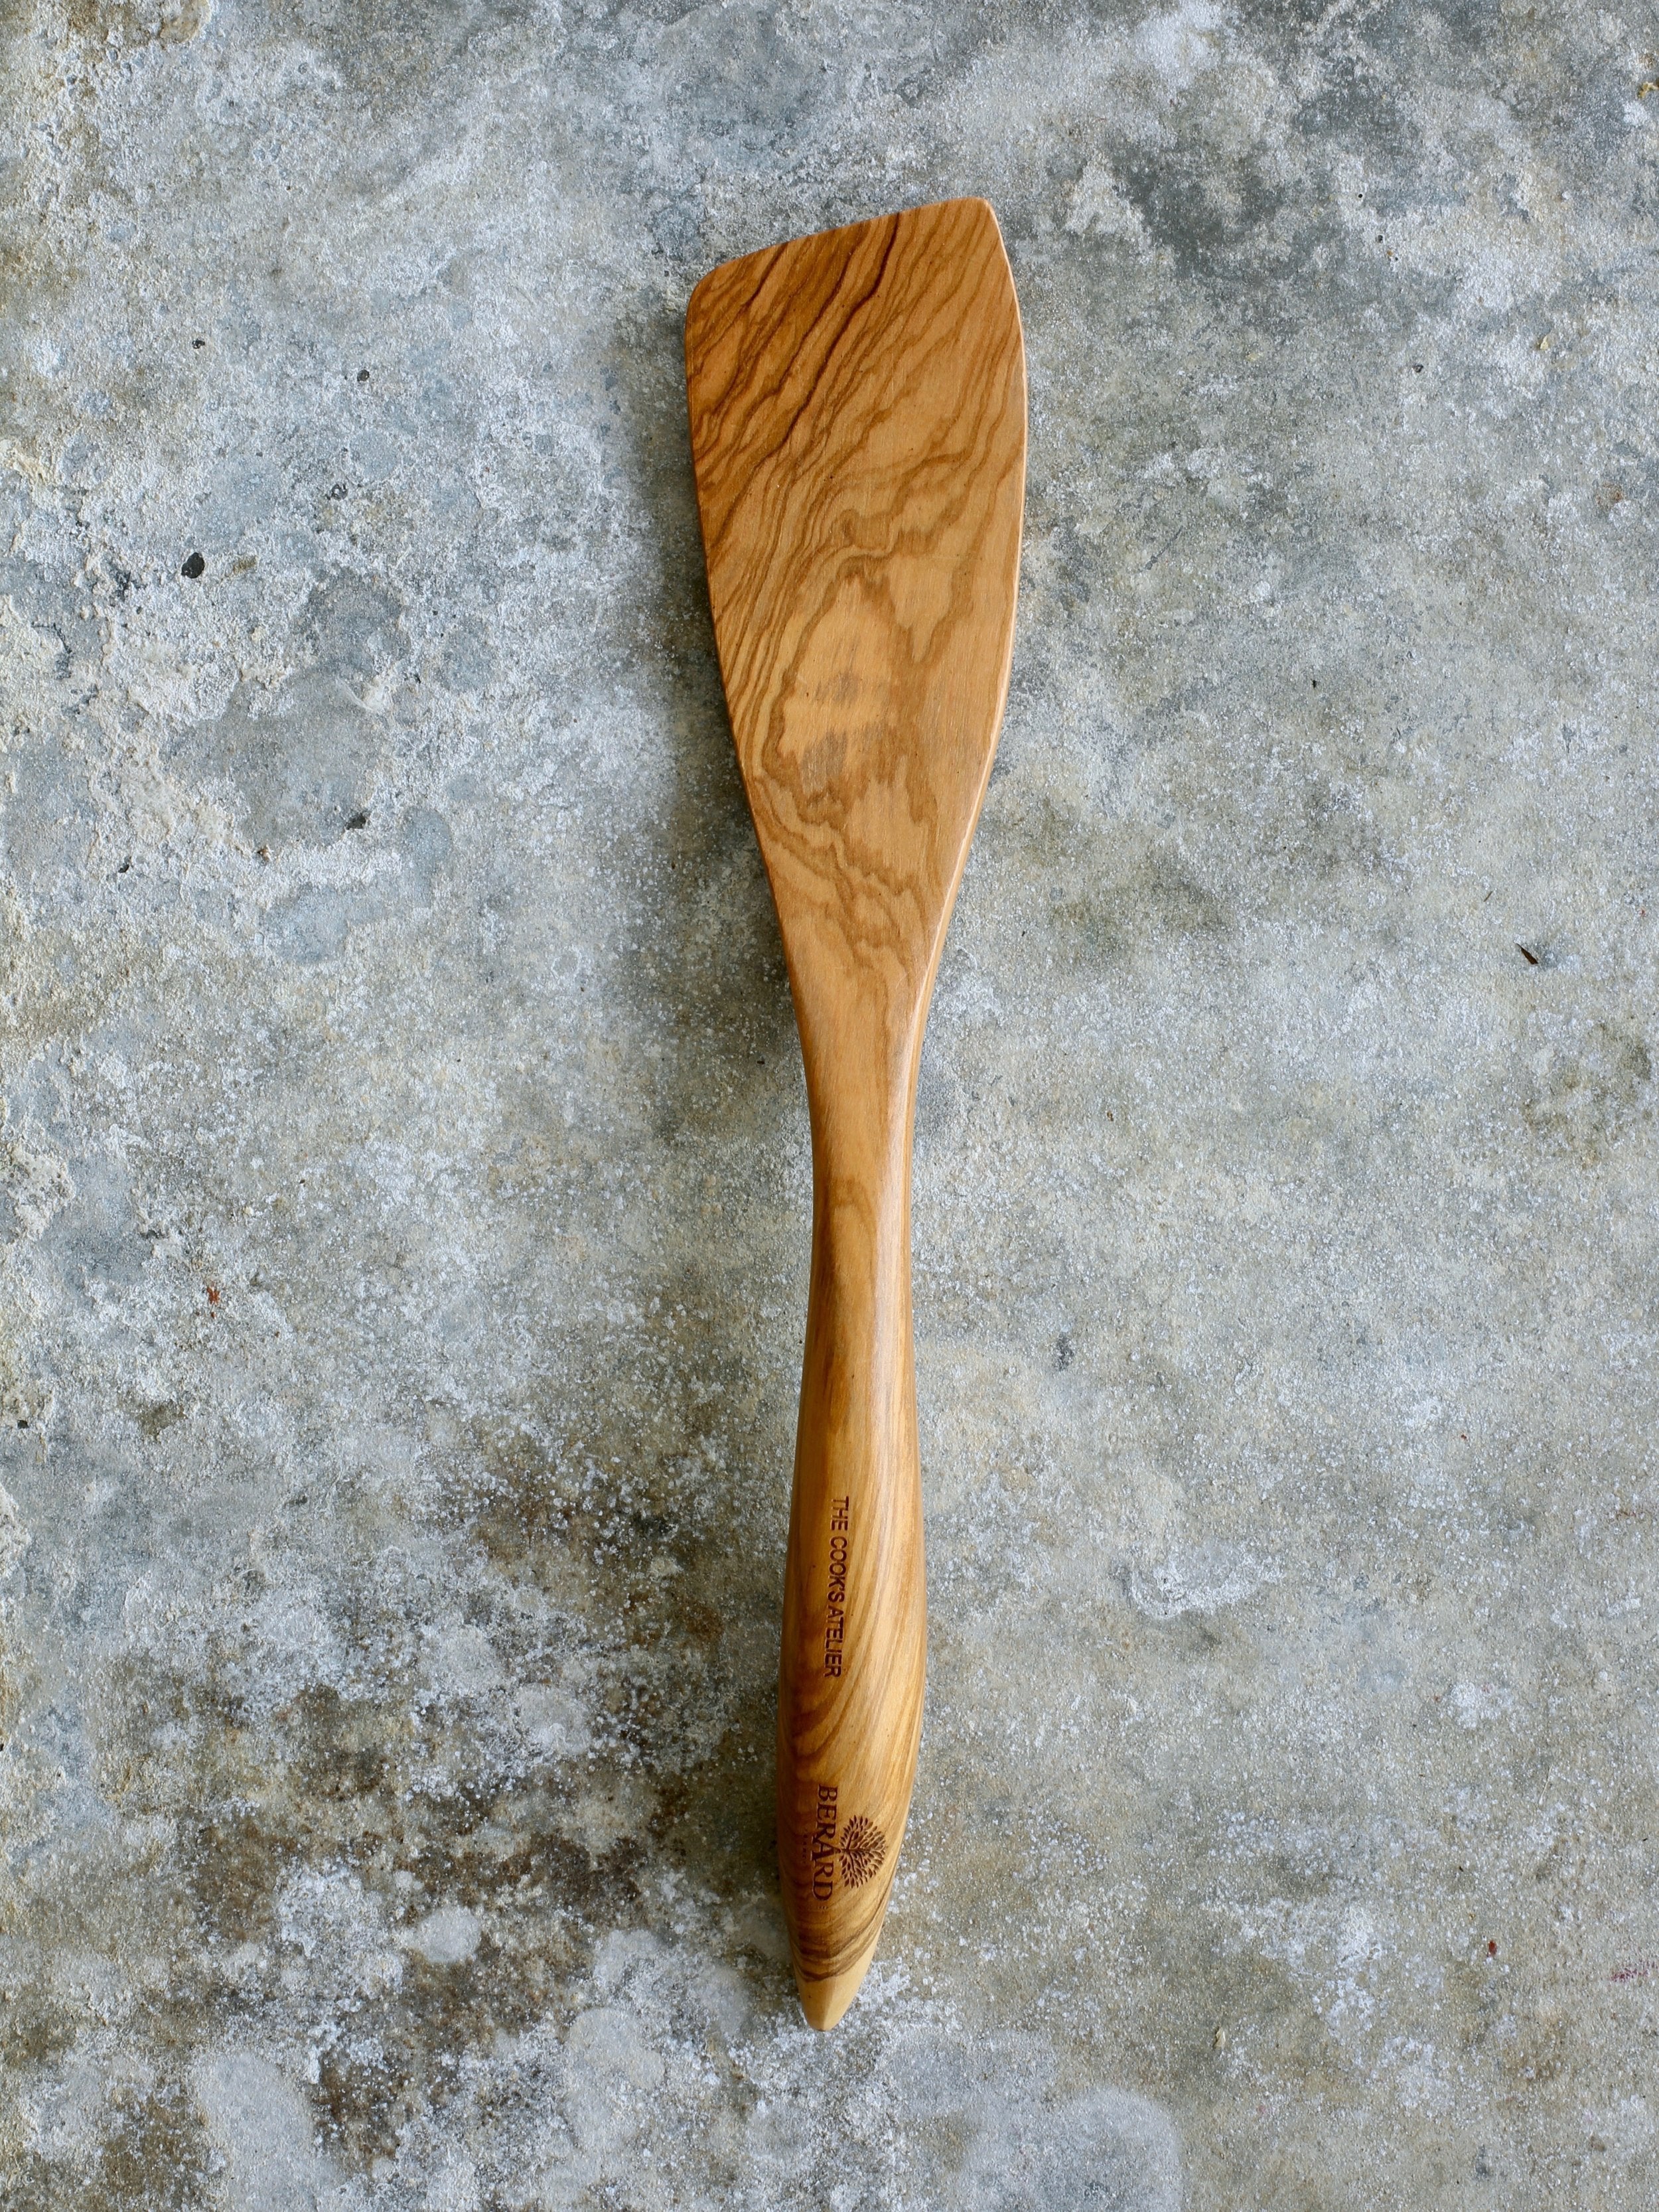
<box><xmin>837</xmin><ymin>1815</ymin><xmax>886</xmax><ymax>1889</ymax></box>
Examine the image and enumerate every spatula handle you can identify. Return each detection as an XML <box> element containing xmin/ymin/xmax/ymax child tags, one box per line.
<box><xmin>777</xmin><ymin>1104</ymin><xmax>926</xmax><ymax>2029</ymax></box>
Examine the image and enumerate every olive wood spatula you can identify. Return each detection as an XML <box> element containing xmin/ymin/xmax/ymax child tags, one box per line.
<box><xmin>684</xmin><ymin>197</ymin><xmax>1026</xmax><ymax>2030</ymax></box>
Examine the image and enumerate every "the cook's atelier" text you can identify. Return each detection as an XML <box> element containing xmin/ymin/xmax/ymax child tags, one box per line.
<box><xmin>824</xmin><ymin>1494</ymin><xmax>850</xmax><ymax>1676</ymax></box>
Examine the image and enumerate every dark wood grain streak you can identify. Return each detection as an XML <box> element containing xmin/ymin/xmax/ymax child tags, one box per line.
<box><xmin>685</xmin><ymin>198</ymin><xmax>1026</xmax><ymax>2029</ymax></box>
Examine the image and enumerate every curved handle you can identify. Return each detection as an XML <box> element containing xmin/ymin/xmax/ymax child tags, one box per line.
<box><xmin>777</xmin><ymin>1082</ymin><xmax>926</xmax><ymax>2029</ymax></box>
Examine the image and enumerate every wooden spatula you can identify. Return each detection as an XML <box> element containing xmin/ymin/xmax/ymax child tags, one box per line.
<box><xmin>684</xmin><ymin>197</ymin><xmax>1026</xmax><ymax>2029</ymax></box>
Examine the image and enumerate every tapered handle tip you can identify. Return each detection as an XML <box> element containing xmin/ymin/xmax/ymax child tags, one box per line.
<box><xmin>794</xmin><ymin>1928</ymin><xmax>883</xmax><ymax>2031</ymax></box>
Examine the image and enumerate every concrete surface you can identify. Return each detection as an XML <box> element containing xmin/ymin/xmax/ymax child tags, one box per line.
<box><xmin>2</xmin><ymin>3</ymin><xmax>1656</xmax><ymax>2206</ymax></box>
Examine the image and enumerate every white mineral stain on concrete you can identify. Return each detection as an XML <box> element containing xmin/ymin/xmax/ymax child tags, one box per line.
<box><xmin>192</xmin><ymin>2053</ymin><xmax>340</xmax><ymax>2211</ymax></box>
<box><xmin>1</xmin><ymin>0</ymin><xmax>1656</xmax><ymax>2207</ymax></box>
<box><xmin>0</xmin><ymin>1479</ymin><xmax>30</xmax><ymax>1578</ymax></box>
<box><xmin>401</xmin><ymin>1906</ymin><xmax>484</xmax><ymax>1969</ymax></box>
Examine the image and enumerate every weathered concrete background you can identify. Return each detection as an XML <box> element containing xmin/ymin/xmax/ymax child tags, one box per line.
<box><xmin>2</xmin><ymin>2</ymin><xmax>1656</xmax><ymax>2205</ymax></box>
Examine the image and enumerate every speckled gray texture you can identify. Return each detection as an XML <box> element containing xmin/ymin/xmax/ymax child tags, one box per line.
<box><xmin>1</xmin><ymin>3</ymin><xmax>1656</xmax><ymax>2206</ymax></box>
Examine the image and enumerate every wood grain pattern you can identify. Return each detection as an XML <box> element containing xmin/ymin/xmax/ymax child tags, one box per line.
<box><xmin>684</xmin><ymin>198</ymin><xmax>1026</xmax><ymax>2029</ymax></box>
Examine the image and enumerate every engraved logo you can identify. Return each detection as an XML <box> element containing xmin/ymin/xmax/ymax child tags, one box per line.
<box><xmin>837</xmin><ymin>1814</ymin><xmax>886</xmax><ymax>1888</ymax></box>
<box><xmin>812</xmin><ymin>1782</ymin><xmax>839</xmax><ymax>1899</ymax></box>
<box><xmin>808</xmin><ymin>1785</ymin><xmax>887</xmax><ymax>1897</ymax></box>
